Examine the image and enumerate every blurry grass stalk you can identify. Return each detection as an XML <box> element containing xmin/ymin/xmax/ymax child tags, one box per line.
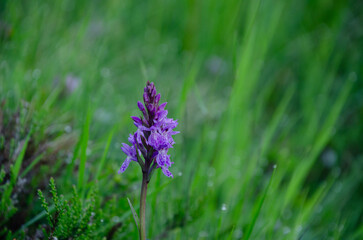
<box><xmin>95</xmin><ymin>129</ymin><xmax>114</xmax><ymax>181</ymax></box>
<box><xmin>78</xmin><ymin>106</ymin><xmax>92</xmax><ymax>195</ymax></box>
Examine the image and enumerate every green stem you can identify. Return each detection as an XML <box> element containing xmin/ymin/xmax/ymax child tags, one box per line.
<box><xmin>139</xmin><ymin>172</ymin><xmax>148</xmax><ymax>240</ymax></box>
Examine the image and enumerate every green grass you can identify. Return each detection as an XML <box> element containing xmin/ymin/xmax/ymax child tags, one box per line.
<box><xmin>0</xmin><ymin>0</ymin><xmax>362</xmax><ymax>239</ymax></box>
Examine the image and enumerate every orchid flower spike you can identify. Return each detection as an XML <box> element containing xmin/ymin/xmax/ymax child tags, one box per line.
<box><xmin>119</xmin><ymin>81</ymin><xmax>179</xmax><ymax>178</ymax></box>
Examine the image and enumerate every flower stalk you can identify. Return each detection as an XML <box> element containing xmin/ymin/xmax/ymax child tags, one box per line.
<box><xmin>139</xmin><ymin>172</ymin><xmax>148</xmax><ymax>240</ymax></box>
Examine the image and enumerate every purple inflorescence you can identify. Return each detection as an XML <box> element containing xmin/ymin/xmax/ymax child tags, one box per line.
<box><xmin>119</xmin><ymin>81</ymin><xmax>179</xmax><ymax>178</ymax></box>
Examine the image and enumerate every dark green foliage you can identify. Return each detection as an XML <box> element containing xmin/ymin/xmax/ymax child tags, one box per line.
<box><xmin>0</xmin><ymin>104</ymin><xmax>77</xmax><ymax>238</ymax></box>
<box><xmin>38</xmin><ymin>178</ymin><xmax>102</xmax><ymax>239</ymax></box>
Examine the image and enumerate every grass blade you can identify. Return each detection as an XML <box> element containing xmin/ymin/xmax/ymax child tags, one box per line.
<box><xmin>95</xmin><ymin>128</ymin><xmax>114</xmax><ymax>181</ymax></box>
<box><xmin>242</xmin><ymin>166</ymin><xmax>276</xmax><ymax>240</ymax></box>
<box><xmin>177</xmin><ymin>57</ymin><xmax>201</xmax><ymax>118</ymax></box>
<box><xmin>78</xmin><ymin>107</ymin><xmax>92</xmax><ymax>191</ymax></box>
<box><xmin>127</xmin><ymin>197</ymin><xmax>140</xmax><ymax>232</ymax></box>
<box><xmin>12</xmin><ymin>132</ymin><xmax>32</xmax><ymax>182</ymax></box>
<box><xmin>20</xmin><ymin>153</ymin><xmax>44</xmax><ymax>178</ymax></box>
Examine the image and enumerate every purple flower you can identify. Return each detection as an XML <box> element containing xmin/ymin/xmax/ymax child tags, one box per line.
<box><xmin>119</xmin><ymin>81</ymin><xmax>179</xmax><ymax>178</ymax></box>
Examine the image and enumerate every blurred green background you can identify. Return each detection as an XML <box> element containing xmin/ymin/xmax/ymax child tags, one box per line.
<box><xmin>0</xmin><ymin>0</ymin><xmax>362</xmax><ymax>239</ymax></box>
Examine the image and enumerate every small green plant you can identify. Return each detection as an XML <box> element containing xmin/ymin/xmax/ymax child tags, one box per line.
<box><xmin>38</xmin><ymin>178</ymin><xmax>102</xmax><ymax>239</ymax></box>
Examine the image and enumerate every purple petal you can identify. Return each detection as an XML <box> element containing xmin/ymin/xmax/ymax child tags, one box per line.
<box><xmin>159</xmin><ymin>102</ymin><xmax>167</xmax><ymax>110</ymax></box>
<box><xmin>155</xmin><ymin>94</ymin><xmax>161</xmax><ymax>104</ymax></box>
<box><xmin>155</xmin><ymin>151</ymin><xmax>165</xmax><ymax>166</ymax></box>
<box><xmin>137</xmin><ymin>101</ymin><xmax>147</xmax><ymax>115</ymax></box>
<box><xmin>134</xmin><ymin>129</ymin><xmax>145</xmax><ymax>144</ymax></box>
<box><xmin>148</xmin><ymin>132</ymin><xmax>160</xmax><ymax>149</ymax></box>
<box><xmin>149</xmin><ymin>82</ymin><xmax>155</xmax><ymax>89</ymax></box>
<box><xmin>121</xmin><ymin>143</ymin><xmax>133</xmax><ymax>156</ymax></box>
<box><xmin>161</xmin><ymin>167</ymin><xmax>173</xmax><ymax>178</ymax></box>
<box><xmin>163</xmin><ymin>118</ymin><xmax>178</xmax><ymax>129</ymax></box>
<box><xmin>149</xmin><ymin>131</ymin><xmax>172</xmax><ymax>150</ymax></box>
<box><xmin>118</xmin><ymin>157</ymin><xmax>132</xmax><ymax>174</ymax></box>
<box><xmin>155</xmin><ymin>149</ymin><xmax>172</xmax><ymax>167</ymax></box>
<box><xmin>147</xmin><ymin>103</ymin><xmax>154</xmax><ymax>113</ymax></box>
<box><xmin>156</xmin><ymin>110</ymin><xmax>168</xmax><ymax>121</ymax></box>
<box><xmin>128</xmin><ymin>134</ymin><xmax>136</xmax><ymax>145</ymax></box>
<box><xmin>143</xmin><ymin>92</ymin><xmax>149</xmax><ymax>102</ymax></box>
<box><xmin>131</xmin><ymin>116</ymin><xmax>143</xmax><ymax>127</ymax></box>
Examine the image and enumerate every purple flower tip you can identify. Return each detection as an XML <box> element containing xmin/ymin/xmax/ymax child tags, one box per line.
<box><xmin>119</xmin><ymin>81</ymin><xmax>179</xmax><ymax>178</ymax></box>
